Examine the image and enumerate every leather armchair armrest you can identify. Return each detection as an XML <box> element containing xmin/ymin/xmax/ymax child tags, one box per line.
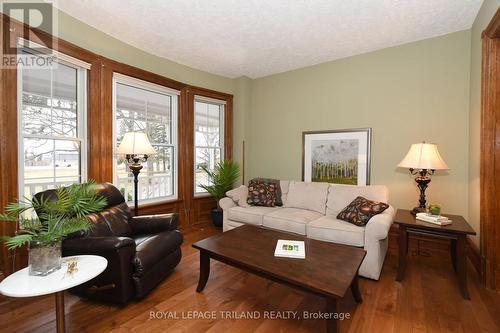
<box><xmin>130</xmin><ymin>213</ymin><xmax>179</xmax><ymax>235</ymax></box>
<box><xmin>63</xmin><ymin>236</ymin><xmax>135</xmax><ymax>253</ymax></box>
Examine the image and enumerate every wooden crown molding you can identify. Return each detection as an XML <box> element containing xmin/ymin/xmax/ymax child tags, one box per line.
<box><xmin>483</xmin><ymin>7</ymin><xmax>500</xmax><ymax>39</ymax></box>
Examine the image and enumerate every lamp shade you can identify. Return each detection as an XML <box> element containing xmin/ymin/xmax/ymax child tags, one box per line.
<box><xmin>397</xmin><ymin>142</ymin><xmax>449</xmax><ymax>170</ymax></box>
<box><xmin>117</xmin><ymin>132</ymin><xmax>156</xmax><ymax>155</ymax></box>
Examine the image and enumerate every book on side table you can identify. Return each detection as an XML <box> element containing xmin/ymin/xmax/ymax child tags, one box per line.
<box><xmin>274</xmin><ymin>239</ymin><xmax>306</xmax><ymax>259</ymax></box>
<box><xmin>416</xmin><ymin>212</ymin><xmax>452</xmax><ymax>226</ymax></box>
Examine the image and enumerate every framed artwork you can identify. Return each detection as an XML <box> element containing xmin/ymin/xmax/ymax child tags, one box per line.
<box><xmin>302</xmin><ymin>128</ymin><xmax>371</xmax><ymax>185</ymax></box>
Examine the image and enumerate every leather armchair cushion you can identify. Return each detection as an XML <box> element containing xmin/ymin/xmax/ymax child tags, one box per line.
<box><xmin>86</xmin><ymin>202</ymin><xmax>133</xmax><ymax>237</ymax></box>
<box><xmin>132</xmin><ymin>230</ymin><xmax>183</xmax><ymax>277</ymax></box>
<box><xmin>130</xmin><ymin>213</ymin><xmax>178</xmax><ymax>235</ymax></box>
<box><xmin>63</xmin><ymin>236</ymin><xmax>135</xmax><ymax>253</ymax></box>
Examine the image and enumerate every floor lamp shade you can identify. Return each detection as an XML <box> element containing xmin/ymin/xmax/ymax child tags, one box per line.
<box><xmin>117</xmin><ymin>132</ymin><xmax>156</xmax><ymax>155</ymax></box>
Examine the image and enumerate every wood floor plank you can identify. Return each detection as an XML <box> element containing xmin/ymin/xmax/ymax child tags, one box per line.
<box><xmin>1</xmin><ymin>223</ymin><xmax>500</xmax><ymax>333</ymax></box>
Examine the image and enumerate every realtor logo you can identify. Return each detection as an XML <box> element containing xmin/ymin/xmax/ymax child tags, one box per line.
<box><xmin>1</xmin><ymin>0</ymin><xmax>58</xmax><ymax>68</ymax></box>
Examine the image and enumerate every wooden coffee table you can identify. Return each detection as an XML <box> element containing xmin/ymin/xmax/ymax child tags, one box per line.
<box><xmin>192</xmin><ymin>225</ymin><xmax>366</xmax><ymax>333</ymax></box>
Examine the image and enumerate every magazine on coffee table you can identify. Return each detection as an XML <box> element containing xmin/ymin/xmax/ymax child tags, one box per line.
<box><xmin>274</xmin><ymin>239</ymin><xmax>305</xmax><ymax>259</ymax></box>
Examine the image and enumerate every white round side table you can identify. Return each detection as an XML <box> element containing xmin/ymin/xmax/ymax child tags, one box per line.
<box><xmin>0</xmin><ymin>255</ymin><xmax>107</xmax><ymax>333</ymax></box>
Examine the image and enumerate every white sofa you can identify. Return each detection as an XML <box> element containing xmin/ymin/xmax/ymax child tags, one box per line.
<box><xmin>219</xmin><ymin>181</ymin><xmax>395</xmax><ymax>280</ymax></box>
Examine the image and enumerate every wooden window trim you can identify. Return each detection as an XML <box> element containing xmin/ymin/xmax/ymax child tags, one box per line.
<box><xmin>185</xmin><ymin>87</ymin><xmax>233</xmax><ymax>225</ymax></box>
<box><xmin>0</xmin><ymin>13</ymin><xmax>233</xmax><ymax>274</ymax></box>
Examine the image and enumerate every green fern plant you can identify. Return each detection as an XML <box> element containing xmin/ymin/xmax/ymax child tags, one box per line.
<box><xmin>199</xmin><ymin>160</ymin><xmax>240</xmax><ymax>211</ymax></box>
<box><xmin>0</xmin><ymin>181</ymin><xmax>107</xmax><ymax>249</ymax></box>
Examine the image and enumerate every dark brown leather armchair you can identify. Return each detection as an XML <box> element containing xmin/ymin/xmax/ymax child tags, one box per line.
<box><xmin>35</xmin><ymin>183</ymin><xmax>183</xmax><ymax>303</ymax></box>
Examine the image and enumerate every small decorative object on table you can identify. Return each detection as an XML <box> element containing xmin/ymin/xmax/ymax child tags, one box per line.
<box><xmin>428</xmin><ymin>203</ymin><xmax>441</xmax><ymax>215</ymax></box>
<box><xmin>416</xmin><ymin>212</ymin><xmax>452</xmax><ymax>226</ymax></box>
<box><xmin>63</xmin><ymin>258</ymin><xmax>79</xmax><ymax>279</ymax></box>
<box><xmin>397</xmin><ymin>142</ymin><xmax>449</xmax><ymax>215</ymax></box>
<box><xmin>0</xmin><ymin>181</ymin><xmax>107</xmax><ymax>276</ymax></box>
<box><xmin>274</xmin><ymin>239</ymin><xmax>306</xmax><ymax>259</ymax></box>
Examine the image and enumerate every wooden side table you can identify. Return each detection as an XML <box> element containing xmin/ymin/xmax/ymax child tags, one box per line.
<box><xmin>394</xmin><ymin>209</ymin><xmax>476</xmax><ymax>299</ymax></box>
<box><xmin>0</xmin><ymin>255</ymin><xmax>107</xmax><ymax>333</ymax></box>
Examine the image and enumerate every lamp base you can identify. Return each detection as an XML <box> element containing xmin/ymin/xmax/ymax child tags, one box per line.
<box><xmin>410</xmin><ymin>207</ymin><xmax>426</xmax><ymax>215</ymax></box>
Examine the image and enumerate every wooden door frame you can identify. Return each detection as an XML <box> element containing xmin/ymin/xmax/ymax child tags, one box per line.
<box><xmin>480</xmin><ymin>8</ymin><xmax>500</xmax><ymax>291</ymax></box>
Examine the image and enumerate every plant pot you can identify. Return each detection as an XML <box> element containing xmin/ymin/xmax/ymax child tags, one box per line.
<box><xmin>28</xmin><ymin>240</ymin><xmax>62</xmax><ymax>276</ymax></box>
<box><xmin>211</xmin><ymin>209</ymin><xmax>223</xmax><ymax>228</ymax></box>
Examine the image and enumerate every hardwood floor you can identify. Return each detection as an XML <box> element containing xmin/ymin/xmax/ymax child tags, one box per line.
<box><xmin>1</xmin><ymin>224</ymin><xmax>500</xmax><ymax>333</ymax></box>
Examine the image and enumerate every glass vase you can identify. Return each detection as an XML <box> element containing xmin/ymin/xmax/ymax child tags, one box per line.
<box><xmin>28</xmin><ymin>240</ymin><xmax>62</xmax><ymax>276</ymax></box>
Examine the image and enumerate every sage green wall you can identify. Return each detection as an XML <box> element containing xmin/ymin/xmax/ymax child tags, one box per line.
<box><xmin>469</xmin><ymin>0</ymin><xmax>500</xmax><ymax>246</ymax></box>
<box><xmin>248</xmin><ymin>31</ymin><xmax>471</xmax><ymax>222</ymax></box>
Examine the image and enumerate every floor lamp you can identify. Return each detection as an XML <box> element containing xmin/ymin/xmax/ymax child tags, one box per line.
<box><xmin>117</xmin><ymin>132</ymin><xmax>156</xmax><ymax>216</ymax></box>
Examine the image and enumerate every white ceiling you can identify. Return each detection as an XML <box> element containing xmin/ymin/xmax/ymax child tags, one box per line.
<box><xmin>56</xmin><ymin>0</ymin><xmax>483</xmax><ymax>79</ymax></box>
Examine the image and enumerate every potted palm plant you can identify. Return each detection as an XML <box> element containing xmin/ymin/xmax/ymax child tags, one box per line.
<box><xmin>199</xmin><ymin>160</ymin><xmax>240</xmax><ymax>228</ymax></box>
<box><xmin>0</xmin><ymin>181</ymin><xmax>107</xmax><ymax>276</ymax></box>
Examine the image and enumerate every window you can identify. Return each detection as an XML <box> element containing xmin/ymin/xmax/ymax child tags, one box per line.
<box><xmin>18</xmin><ymin>47</ymin><xmax>88</xmax><ymax>199</ymax></box>
<box><xmin>194</xmin><ymin>96</ymin><xmax>225</xmax><ymax>194</ymax></box>
<box><xmin>113</xmin><ymin>74</ymin><xmax>178</xmax><ymax>203</ymax></box>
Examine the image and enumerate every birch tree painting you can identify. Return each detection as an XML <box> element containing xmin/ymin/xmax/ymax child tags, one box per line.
<box><xmin>311</xmin><ymin>139</ymin><xmax>359</xmax><ymax>184</ymax></box>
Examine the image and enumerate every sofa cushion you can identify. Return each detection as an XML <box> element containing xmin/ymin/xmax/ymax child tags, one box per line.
<box><xmin>227</xmin><ymin>206</ymin><xmax>280</xmax><ymax>226</ymax></box>
<box><xmin>337</xmin><ymin>196</ymin><xmax>389</xmax><ymax>226</ymax></box>
<box><xmin>306</xmin><ymin>216</ymin><xmax>365</xmax><ymax>247</ymax></box>
<box><xmin>263</xmin><ymin>208</ymin><xmax>322</xmax><ymax>235</ymax></box>
<box><xmin>280</xmin><ymin>180</ymin><xmax>290</xmax><ymax>205</ymax></box>
<box><xmin>226</xmin><ymin>185</ymin><xmax>250</xmax><ymax>207</ymax></box>
<box><xmin>247</xmin><ymin>178</ymin><xmax>280</xmax><ymax>207</ymax></box>
<box><xmin>326</xmin><ymin>184</ymin><xmax>389</xmax><ymax>216</ymax></box>
<box><xmin>284</xmin><ymin>181</ymin><xmax>329</xmax><ymax>214</ymax></box>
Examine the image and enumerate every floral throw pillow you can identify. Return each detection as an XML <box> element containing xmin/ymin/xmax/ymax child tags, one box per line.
<box><xmin>252</xmin><ymin>178</ymin><xmax>282</xmax><ymax>206</ymax></box>
<box><xmin>247</xmin><ymin>179</ymin><xmax>279</xmax><ymax>207</ymax></box>
<box><xmin>337</xmin><ymin>196</ymin><xmax>389</xmax><ymax>226</ymax></box>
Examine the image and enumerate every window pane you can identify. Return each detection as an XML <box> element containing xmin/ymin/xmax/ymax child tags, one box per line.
<box><xmin>19</xmin><ymin>53</ymin><xmax>86</xmax><ymax>200</ymax></box>
<box><xmin>194</xmin><ymin>99</ymin><xmax>223</xmax><ymax>194</ymax></box>
<box><xmin>22</xmin><ymin>93</ymin><xmax>52</xmax><ymax>136</ymax></box>
<box><xmin>195</xmin><ymin>101</ymin><xmax>221</xmax><ymax>147</ymax></box>
<box><xmin>55</xmin><ymin>140</ymin><xmax>81</xmax><ymax>179</ymax></box>
<box><xmin>195</xmin><ymin>147</ymin><xmax>221</xmax><ymax>193</ymax></box>
<box><xmin>24</xmin><ymin>138</ymin><xmax>54</xmax><ymax>180</ymax></box>
<box><xmin>114</xmin><ymin>80</ymin><xmax>175</xmax><ymax>203</ymax></box>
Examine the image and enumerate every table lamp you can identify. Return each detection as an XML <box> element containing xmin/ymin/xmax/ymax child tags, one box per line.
<box><xmin>397</xmin><ymin>142</ymin><xmax>449</xmax><ymax>215</ymax></box>
<box><xmin>117</xmin><ymin>132</ymin><xmax>156</xmax><ymax>215</ymax></box>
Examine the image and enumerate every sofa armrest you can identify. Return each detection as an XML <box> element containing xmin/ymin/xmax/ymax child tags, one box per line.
<box><xmin>365</xmin><ymin>205</ymin><xmax>395</xmax><ymax>241</ymax></box>
<box><xmin>130</xmin><ymin>213</ymin><xmax>179</xmax><ymax>234</ymax></box>
<box><xmin>63</xmin><ymin>236</ymin><xmax>135</xmax><ymax>253</ymax></box>
<box><xmin>219</xmin><ymin>197</ymin><xmax>236</xmax><ymax>210</ymax></box>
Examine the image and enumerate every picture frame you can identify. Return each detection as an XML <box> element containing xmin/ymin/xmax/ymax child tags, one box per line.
<box><xmin>302</xmin><ymin>128</ymin><xmax>372</xmax><ymax>185</ymax></box>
